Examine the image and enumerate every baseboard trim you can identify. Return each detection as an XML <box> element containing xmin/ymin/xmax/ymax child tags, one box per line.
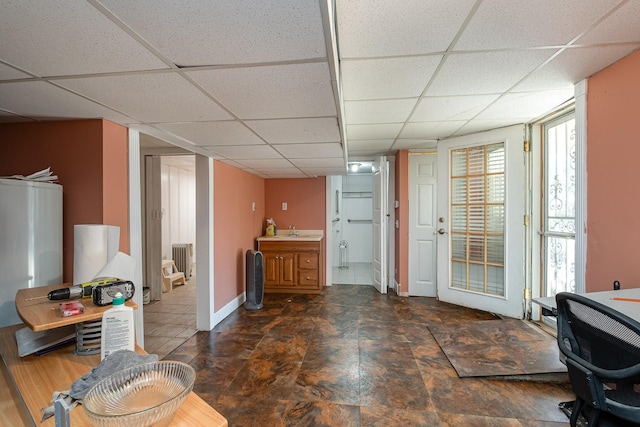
<box><xmin>210</xmin><ymin>292</ymin><xmax>246</xmax><ymax>328</ymax></box>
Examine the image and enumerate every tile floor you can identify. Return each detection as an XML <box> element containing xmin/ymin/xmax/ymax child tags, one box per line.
<box><xmin>160</xmin><ymin>284</ymin><xmax>574</xmax><ymax>426</ymax></box>
<box><xmin>332</xmin><ymin>262</ymin><xmax>373</xmax><ymax>285</ymax></box>
<box><xmin>143</xmin><ymin>274</ymin><xmax>197</xmax><ymax>359</ymax></box>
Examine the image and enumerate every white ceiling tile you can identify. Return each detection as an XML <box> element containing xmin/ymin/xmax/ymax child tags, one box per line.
<box><xmin>0</xmin><ymin>81</ymin><xmax>134</xmax><ymax>123</ymax></box>
<box><xmin>58</xmin><ymin>73</ymin><xmax>232</xmax><ymax>123</ymax></box>
<box><xmin>454</xmin><ymin>120</ymin><xmax>522</xmax><ymax>137</ymax></box>
<box><xmin>336</xmin><ymin>0</ymin><xmax>476</xmax><ymax>57</ymax></box>
<box><xmin>575</xmin><ymin>1</ymin><xmax>640</xmax><ymax>45</ymax></box>
<box><xmin>186</xmin><ymin>63</ymin><xmax>336</xmax><ymax>119</ymax></box>
<box><xmin>455</xmin><ymin>0</ymin><xmax>620</xmax><ymax>50</ymax></box>
<box><xmin>132</xmin><ymin>124</ymin><xmax>203</xmax><ymax>152</ymax></box>
<box><xmin>0</xmin><ymin>0</ymin><xmax>168</xmax><ymax>76</ymax></box>
<box><xmin>218</xmin><ymin>159</ymin><xmax>247</xmax><ymax>169</ymax></box>
<box><xmin>347</xmin><ymin>140</ymin><xmax>395</xmax><ymax>151</ymax></box>
<box><xmin>0</xmin><ymin>63</ymin><xmax>31</xmax><ymax>80</ymax></box>
<box><xmin>157</xmin><ymin>121</ymin><xmax>264</xmax><ymax>146</ymax></box>
<box><xmin>345</xmin><ymin>99</ymin><xmax>417</xmax><ymax>125</ymax></box>
<box><xmin>514</xmin><ymin>45</ymin><xmax>640</xmax><ymax>92</ymax></box>
<box><xmin>346</xmin><ymin>124</ymin><xmax>403</xmax><ymax>140</ymax></box>
<box><xmin>246</xmin><ymin>118</ymin><xmax>340</xmax><ymax>144</ymax></box>
<box><xmin>205</xmin><ymin>145</ymin><xmax>283</xmax><ymax>160</ymax></box>
<box><xmin>259</xmin><ymin>169</ymin><xmax>308</xmax><ymax>178</ymax></box>
<box><xmin>427</xmin><ymin>50</ymin><xmax>556</xmax><ymax>96</ymax></box>
<box><xmin>400</xmin><ymin>121</ymin><xmax>466</xmax><ymax>139</ymax></box>
<box><xmin>275</xmin><ymin>143</ymin><xmax>343</xmax><ymax>158</ymax></box>
<box><xmin>393</xmin><ymin>139</ymin><xmax>438</xmax><ymax>150</ymax></box>
<box><xmin>341</xmin><ymin>56</ymin><xmax>442</xmax><ymax>100</ymax></box>
<box><xmin>99</xmin><ymin>0</ymin><xmax>326</xmax><ymax>66</ymax></box>
<box><xmin>234</xmin><ymin>158</ymin><xmax>293</xmax><ymax>168</ymax></box>
<box><xmin>0</xmin><ymin>111</ymin><xmax>31</xmax><ymax>123</ymax></box>
<box><xmin>290</xmin><ymin>158</ymin><xmax>344</xmax><ymax>168</ymax></box>
<box><xmin>476</xmin><ymin>90</ymin><xmax>574</xmax><ymax>121</ymax></box>
<box><xmin>412</xmin><ymin>95</ymin><xmax>500</xmax><ymax>122</ymax></box>
<box><xmin>302</xmin><ymin>167</ymin><xmax>347</xmax><ymax>176</ymax></box>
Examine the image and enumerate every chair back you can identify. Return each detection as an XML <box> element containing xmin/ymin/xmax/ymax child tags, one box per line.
<box><xmin>556</xmin><ymin>292</ymin><xmax>640</xmax><ymax>424</ymax></box>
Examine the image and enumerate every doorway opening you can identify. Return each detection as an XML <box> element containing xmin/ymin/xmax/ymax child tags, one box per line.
<box><xmin>139</xmin><ymin>134</ymin><xmax>198</xmax><ymax>358</ymax></box>
<box><xmin>330</xmin><ymin>172</ymin><xmax>374</xmax><ymax>285</ymax></box>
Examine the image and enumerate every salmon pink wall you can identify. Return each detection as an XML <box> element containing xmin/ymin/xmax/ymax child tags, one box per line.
<box><xmin>265</xmin><ymin>177</ymin><xmax>326</xmax><ymax>285</ymax></box>
<box><xmin>586</xmin><ymin>50</ymin><xmax>640</xmax><ymax>291</ymax></box>
<box><xmin>395</xmin><ymin>151</ymin><xmax>409</xmax><ymax>294</ymax></box>
<box><xmin>0</xmin><ymin>119</ymin><xmax>129</xmax><ymax>283</ymax></box>
<box><xmin>102</xmin><ymin>121</ymin><xmax>130</xmax><ymax>253</ymax></box>
<box><xmin>213</xmin><ymin>161</ymin><xmax>265</xmax><ymax>310</ymax></box>
<box><xmin>265</xmin><ymin>178</ymin><xmax>326</xmax><ymax>231</ymax></box>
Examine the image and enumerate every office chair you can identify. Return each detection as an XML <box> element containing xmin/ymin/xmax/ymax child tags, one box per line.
<box><xmin>556</xmin><ymin>292</ymin><xmax>640</xmax><ymax>427</ymax></box>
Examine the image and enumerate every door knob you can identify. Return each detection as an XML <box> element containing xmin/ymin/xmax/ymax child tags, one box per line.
<box><xmin>438</xmin><ymin>228</ymin><xmax>447</xmax><ymax>235</ymax></box>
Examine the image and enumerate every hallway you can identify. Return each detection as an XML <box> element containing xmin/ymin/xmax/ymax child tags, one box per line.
<box><xmin>162</xmin><ymin>284</ymin><xmax>573</xmax><ymax>426</ymax></box>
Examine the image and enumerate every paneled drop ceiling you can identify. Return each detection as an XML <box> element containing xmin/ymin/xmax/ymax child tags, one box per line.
<box><xmin>1</xmin><ymin>1</ymin><xmax>639</xmax><ymax>177</ymax></box>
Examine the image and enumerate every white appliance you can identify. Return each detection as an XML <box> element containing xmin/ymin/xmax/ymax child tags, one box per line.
<box><xmin>0</xmin><ymin>179</ymin><xmax>63</xmax><ymax>327</ymax></box>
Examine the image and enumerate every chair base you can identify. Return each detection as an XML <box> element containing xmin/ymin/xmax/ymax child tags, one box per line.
<box><xmin>560</xmin><ymin>400</ymin><xmax>640</xmax><ymax>427</ymax></box>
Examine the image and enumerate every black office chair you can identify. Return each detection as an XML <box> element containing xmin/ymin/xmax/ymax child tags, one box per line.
<box><xmin>556</xmin><ymin>292</ymin><xmax>640</xmax><ymax>427</ymax></box>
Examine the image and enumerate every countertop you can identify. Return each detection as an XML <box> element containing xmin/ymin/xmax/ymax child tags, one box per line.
<box><xmin>0</xmin><ymin>324</ymin><xmax>228</xmax><ymax>426</ymax></box>
<box><xmin>257</xmin><ymin>229</ymin><xmax>323</xmax><ymax>242</ymax></box>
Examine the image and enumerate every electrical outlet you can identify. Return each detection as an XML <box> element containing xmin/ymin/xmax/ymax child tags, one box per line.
<box><xmin>282</xmin><ymin>202</ymin><xmax>287</xmax><ymax>210</ymax></box>
<box><xmin>252</xmin><ymin>201</ymin><xmax>256</xmax><ymax>211</ymax></box>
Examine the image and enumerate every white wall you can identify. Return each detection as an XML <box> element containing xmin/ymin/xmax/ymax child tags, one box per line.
<box><xmin>335</xmin><ymin>174</ymin><xmax>374</xmax><ymax>264</ymax></box>
<box><xmin>160</xmin><ymin>159</ymin><xmax>196</xmax><ymax>260</ymax></box>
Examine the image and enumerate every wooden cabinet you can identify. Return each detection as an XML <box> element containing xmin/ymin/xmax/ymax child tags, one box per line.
<box><xmin>258</xmin><ymin>240</ymin><xmax>323</xmax><ymax>294</ymax></box>
<box><xmin>263</xmin><ymin>251</ymin><xmax>295</xmax><ymax>287</ymax></box>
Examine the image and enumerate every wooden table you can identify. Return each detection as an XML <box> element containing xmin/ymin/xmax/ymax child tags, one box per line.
<box><xmin>3</xmin><ymin>283</ymin><xmax>228</xmax><ymax>426</ymax></box>
<box><xmin>15</xmin><ymin>283</ymin><xmax>138</xmax><ymax>331</ymax></box>
<box><xmin>533</xmin><ymin>288</ymin><xmax>640</xmax><ymax>322</ymax></box>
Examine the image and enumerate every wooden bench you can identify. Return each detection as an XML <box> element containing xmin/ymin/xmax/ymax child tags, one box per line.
<box><xmin>162</xmin><ymin>259</ymin><xmax>186</xmax><ymax>293</ymax></box>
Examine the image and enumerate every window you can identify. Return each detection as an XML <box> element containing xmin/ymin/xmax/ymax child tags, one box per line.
<box><xmin>542</xmin><ymin>113</ymin><xmax>576</xmax><ymax>297</ymax></box>
<box><xmin>450</xmin><ymin>142</ymin><xmax>505</xmax><ymax>296</ymax></box>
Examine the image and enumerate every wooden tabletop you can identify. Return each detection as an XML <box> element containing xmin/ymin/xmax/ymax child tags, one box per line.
<box><xmin>15</xmin><ymin>283</ymin><xmax>138</xmax><ymax>331</ymax></box>
<box><xmin>0</xmin><ymin>324</ymin><xmax>227</xmax><ymax>426</ymax></box>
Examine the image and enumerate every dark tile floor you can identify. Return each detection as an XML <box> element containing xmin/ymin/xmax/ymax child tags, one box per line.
<box><xmin>164</xmin><ymin>285</ymin><xmax>574</xmax><ymax>426</ymax></box>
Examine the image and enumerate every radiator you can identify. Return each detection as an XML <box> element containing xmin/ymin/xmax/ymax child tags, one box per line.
<box><xmin>172</xmin><ymin>243</ymin><xmax>193</xmax><ymax>278</ymax></box>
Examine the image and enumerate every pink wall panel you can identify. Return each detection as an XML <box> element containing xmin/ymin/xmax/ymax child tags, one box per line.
<box><xmin>586</xmin><ymin>50</ymin><xmax>640</xmax><ymax>291</ymax></box>
<box><xmin>0</xmin><ymin>119</ymin><xmax>128</xmax><ymax>283</ymax></box>
<box><xmin>395</xmin><ymin>151</ymin><xmax>409</xmax><ymax>294</ymax></box>
<box><xmin>102</xmin><ymin>120</ymin><xmax>130</xmax><ymax>254</ymax></box>
<box><xmin>213</xmin><ymin>161</ymin><xmax>265</xmax><ymax>310</ymax></box>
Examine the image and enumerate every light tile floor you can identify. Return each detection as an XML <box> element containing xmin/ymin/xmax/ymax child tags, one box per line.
<box><xmin>143</xmin><ymin>271</ymin><xmax>197</xmax><ymax>359</ymax></box>
<box><xmin>332</xmin><ymin>262</ymin><xmax>373</xmax><ymax>285</ymax></box>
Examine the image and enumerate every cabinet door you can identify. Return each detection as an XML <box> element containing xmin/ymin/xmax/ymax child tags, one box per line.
<box><xmin>280</xmin><ymin>253</ymin><xmax>296</xmax><ymax>286</ymax></box>
<box><xmin>263</xmin><ymin>252</ymin><xmax>279</xmax><ymax>286</ymax></box>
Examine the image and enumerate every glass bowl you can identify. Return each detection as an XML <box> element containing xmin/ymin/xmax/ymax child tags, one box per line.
<box><xmin>83</xmin><ymin>361</ymin><xmax>196</xmax><ymax>427</ymax></box>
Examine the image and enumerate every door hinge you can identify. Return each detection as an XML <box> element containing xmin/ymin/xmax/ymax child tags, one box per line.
<box><xmin>524</xmin><ymin>215</ymin><xmax>530</xmax><ymax>226</ymax></box>
<box><xmin>523</xmin><ymin>140</ymin><xmax>530</xmax><ymax>152</ymax></box>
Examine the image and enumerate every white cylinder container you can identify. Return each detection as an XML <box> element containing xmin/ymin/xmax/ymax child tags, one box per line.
<box><xmin>100</xmin><ymin>292</ymin><xmax>135</xmax><ymax>360</ymax></box>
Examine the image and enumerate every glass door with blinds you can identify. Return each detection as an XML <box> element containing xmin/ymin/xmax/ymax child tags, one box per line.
<box><xmin>542</xmin><ymin>113</ymin><xmax>576</xmax><ymax>298</ymax></box>
<box><xmin>437</xmin><ymin>125</ymin><xmax>525</xmax><ymax>318</ymax></box>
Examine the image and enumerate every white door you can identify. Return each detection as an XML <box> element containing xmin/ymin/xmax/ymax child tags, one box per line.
<box><xmin>436</xmin><ymin>125</ymin><xmax>525</xmax><ymax>318</ymax></box>
<box><xmin>372</xmin><ymin>156</ymin><xmax>388</xmax><ymax>294</ymax></box>
<box><xmin>409</xmin><ymin>153</ymin><xmax>437</xmax><ymax>296</ymax></box>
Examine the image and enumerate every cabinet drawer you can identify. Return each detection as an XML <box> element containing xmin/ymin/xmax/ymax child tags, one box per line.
<box><xmin>297</xmin><ymin>253</ymin><xmax>318</xmax><ymax>270</ymax></box>
<box><xmin>297</xmin><ymin>270</ymin><xmax>318</xmax><ymax>286</ymax></box>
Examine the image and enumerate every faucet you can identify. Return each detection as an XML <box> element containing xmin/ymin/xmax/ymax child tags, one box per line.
<box><xmin>288</xmin><ymin>224</ymin><xmax>298</xmax><ymax>237</ymax></box>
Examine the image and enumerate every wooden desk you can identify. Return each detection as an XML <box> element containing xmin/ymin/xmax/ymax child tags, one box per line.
<box><xmin>534</xmin><ymin>288</ymin><xmax>640</xmax><ymax>322</ymax></box>
<box><xmin>0</xmin><ymin>324</ymin><xmax>227</xmax><ymax>426</ymax></box>
<box><xmin>15</xmin><ymin>283</ymin><xmax>138</xmax><ymax>331</ymax></box>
